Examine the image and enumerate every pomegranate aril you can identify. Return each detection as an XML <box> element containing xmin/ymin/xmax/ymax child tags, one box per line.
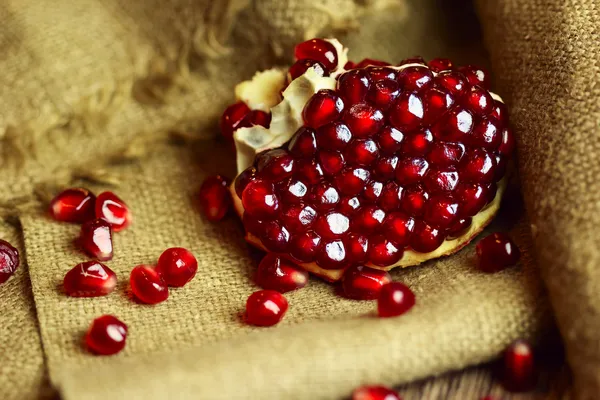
<box><xmin>80</xmin><ymin>219</ymin><xmax>113</xmax><ymax>261</ymax></box>
<box><xmin>344</xmin><ymin>139</ymin><xmax>380</xmax><ymax>166</ymax></box>
<box><xmin>338</xmin><ymin>196</ymin><xmax>362</xmax><ymax>216</ymax></box>
<box><xmin>502</xmin><ymin>339</ymin><xmax>537</xmax><ymax>392</ymax></box>
<box><xmin>460</xmin><ymin>148</ymin><xmax>496</xmax><ymax>183</ymax></box>
<box><xmin>289</xmin><ymin>127</ymin><xmax>318</xmax><ymax>158</ymax></box>
<box><xmin>363</xmin><ymin>181</ymin><xmax>384</xmax><ymax>203</ymax></box>
<box><xmin>338</xmin><ymin>69</ymin><xmax>371</xmax><ymax>104</ymax></box>
<box><xmin>373</xmin><ymin>155</ymin><xmax>399</xmax><ymax>180</ymax></box>
<box><xmin>156</xmin><ymin>247</ymin><xmax>198</xmax><ymax>287</ymax></box>
<box><xmin>294</xmin><ymin>159</ymin><xmax>324</xmax><ymax>184</ymax></box>
<box><xmin>243</xmin><ymin>213</ymin><xmax>263</xmax><ymax>236</ymax></box>
<box><xmin>64</xmin><ymin>261</ymin><xmax>117</xmax><ymax>297</ymax></box>
<box><xmin>280</xmin><ymin>204</ymin><xmax>317</xmax><ymax>232</ymax></box>
<box><xmin>377</xmin><ymin>126</ymin><xmax>405</xmax><ymax>155</ymax></box>
<box><xmin>238</xmin><ymin>110</ymin><xmax>271</xmax><ymax>129</ymax></box>
<box><xmin>256</xmin><ymin>149</ymin><xmax>295</xmax><ymax>182</ymax></box>
<box><xmin>428</xmin><ymin>142</ymin><xmax>465</xmax><ymax>166</ymax></box>
<box><xmin>455</xmin><ymin>183</ymin><xmax>489</xmax><ymax>216</ymax></box>
<box><xmin>498</xmin><ymin>127</ymin><xmax>516</xmax><ymax>156</ymax></box>
<box><xmin>410</xmin><ymin>220</ymin><xmax>444</xmax><ymax>253</ymax></box>
<box><xmin>389</xmin><ymin>92</ymin><xmax>425</xmax><ymax>131</ymax></box>
<box><xmin>343</xmin><ymin>103</ymin><xmax>385</xmax><ymax>138</ymax></box>
<box><xmin>378</xmin><ymin>282</ymin><xmax>415</xmax><ymax>317</ymax></box>
<box><xmin>401</xmin><ymin>129</ymin><xmax>433</xmax><ymax>156</ymax></box>
<box><xmin>379</xmin><ymin>182</ymin><xmax>404</xmax><ymax>212</ymax></box>
<box><xmin>433</xmin><ymin>107</ymin><xmax>474</xmax><ymax>141</ymax></box>
<box><xmin>353</xmin><ymin>206</ymin><xmax>386</xmax><ymax>234</ymax></box>
<box><xmin>259</xmin><ymin>220</ymin><xmax>291</xmax><ymax>252</ymax></box>
<box><xmin>464</xmin><ymin>86</ymin><xmax>494</xmax><ymax>116</ymax></box>
<box><xmin>458</xmin><ymin>65</ymin><xmax>490</xmax><ymax>89</ymax></box>
<box><xmin>220</xmin><ymin>102</ymin><xmax>250</xmax><ymax>141</ymax></box>
<box><xmin>235</xmin><ymin>167</ymin><xmax>256</xmax><ymax>198</ymax></box>
<box><xmin>352</xmin><ymin>385</ymin><xmax>401</xmax><ymax>400</ymax></box>
<box><xmin>242</xmin><ymin>179</ymin><xmax>280</xmax><ymax>218</ymax></box>
<box><xmin>49</xmin><ymin>188</ymin><xmax>96</xmax><ymax>223</ymax></box>
<box><xmin>423</xmin><ymin>167</ymin><xmax>459</xmax><ymax>193</ymax></box>
<box><xmin>309</xmin><ymin>182</ymin><xmax>340</xmax><ymax>211</ymax></box>
<box><xmin>280</xmin><ymin>179</ymin><xmax>309</xmax><ymax>204</ymax></box>
<box><xmin>367</xmin><ymin>79</ymin><xmax>400</xmax><ymax>110</ymax></box>
<box><xmin>95</xmin><ymin>191</ymin><xmax>131</xmax><ymax>232</ymax></box>
<box><xmin>398</xmin><ymin>66</ymin><xmax>433</xmax><ymax>91</ymax></box>
<box><xmin>424</xmin><ymin>195</ymin><xmax>460</xmax><ymax>229</ymax></box>
<box><xmin>491</xmin><ymin>100</ymin><xmax>509</xmax><ymax>125</ymax></box>
<box><xmin>303</xmin><ymin>89</ymin><xmax>344</xmax><ymax>128</ymax></box>
<box><xmin>356</xmin><ymin>58</ymin><xmax>390</xmax><ymax>68</ymax></box>
<box><xmin>290</xmin><ymin>231</ymin><xmax>321</xmax><ymax>262</ymax></box>
<box><xmin>130</xmin><ymin>265</ymin><xmax>169</xmax><ymax>304</ymax></box>
<box><xmin>334</xmin><ymin>167</ymin><xmax>370</xmax><ymax>196</ymax></box>
<box><xmin>319</xmin><ymin>150</ymin><xmax>345</xmax><ymax>176</ymax></box>
<box><xmin>395</xmin><ymin>157</ymin><xmax>429</xmax><ymax>186</ymax></box>
<box><xmin>314</xmin><ymin>212</ymin><xmax>350</xmax><ymax>240</ymax></box>
<box><xmin>342</xmin><ymin>265</ymin><xmax>391</xmax><ymax>300</ymax></box>
<box><xmin>316</xmin><ymin>239</ymin><xmax>348</xmax><ymax>269</ymax></box>
<box><xmin>471</xmin><ymin>117</ymin><xmax>501</xmax><ymax>150</ymax></box>
<box><xmin>423</xmin><ymin>87</ymin><xmax>455</xmax><ymax>123</ymax></box>
<box><xmin>0</xmin><ymin>239</ymin><xmax>19</xmax><ymax>284</ymax></box>
<box><xmin>368</xmin><ymin>235</ymin><xmax>403</xmax><ymax>266</ymax></box>
<box><xmin>85</xmin><ymin>315</ymin><xmax>127</xmax><ymax>355</ymax></box>
<box><xmin>428</xmin><ymin>57</ymin><xmax>453</xmax><ymax>72</ymax></box>
<box><xmin>256</xmin><ymin>254</ymin><xmax>308</xmax><ymax>293</ymax></box>
<box><xmin>366</xmin><ymin>66</ymin><xmax>398</xmax><ymax>82</ymax></box>
<box><xmin>199</xmin><ymin>175</ymin><xmax>232</xmax><ymax>222</ymax></box>
<box><xmin>345</xmin><ymin>233</ymin><xmax>369</xmax><ymax>264</ymax></box>
<box><xmin>294</xmin><ymin>39</ymin><xmax>338</xmax><ymax>71</ymax></box>
<box><xmin>476</xmin><ymin>232</ymin><xmax>520</xmax><ymax>273</ymax></box>
<box><xmin>316</xmin><ymin>122</ymin><xmax>353</xmax><ymax>150</ymax></box>
<box><xmin>383</xmin><ymin>212</ymin><xmax>414</xmax><ymax>246</ymax></box>
<box><xmin>435</xmin><ymin>71</ymin><xmax>469</xmax><ymax>96</ymax></box>
<box><xmin>245</xmin><ymin>290</ymin><xmax>288</xmax><ymax>327</ymax></box>
<box><xmin>400</xmin><ymin>185</ymin><xmax>429</xmax><ymax>216</ymax></box>
<box><xmin>447</xmin><ymin>217</ymin><xmax>472</xmax><ymax>238</ymax></box>
<box><xmin>288</xmin><ymin>59</ymin><xmax>327</xmax><ymax>81</ymax></box>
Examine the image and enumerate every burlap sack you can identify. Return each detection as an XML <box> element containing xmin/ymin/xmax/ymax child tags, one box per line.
<box><xmin>0</xmin><ymin>0</ymin><xmax>595</xmax><ymax>398</ymax></box>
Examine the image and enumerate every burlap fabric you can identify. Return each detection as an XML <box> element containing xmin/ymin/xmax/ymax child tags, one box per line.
<box><xmin>0</xmin><ymin>0</ymin><xmax>595</xmax><ymax>398</ymax></box>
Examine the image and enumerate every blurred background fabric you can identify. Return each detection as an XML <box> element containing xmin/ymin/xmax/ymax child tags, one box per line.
<box><xmin>0</xmin><ymin>0</ymin><xmax>597</xmax><ymax>399</ymax></box>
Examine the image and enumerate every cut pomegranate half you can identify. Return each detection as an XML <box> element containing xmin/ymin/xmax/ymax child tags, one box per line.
<box><xmin>225</xmin><ymin>38</ymin><xmax>514</xmax><ymax>281</ymax></box>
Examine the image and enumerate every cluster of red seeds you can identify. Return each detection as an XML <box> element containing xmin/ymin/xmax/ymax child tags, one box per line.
<box><xmin>231</xmin><ymin>38</ymin><xmax>515</xmax><ymax>273</ymax></box>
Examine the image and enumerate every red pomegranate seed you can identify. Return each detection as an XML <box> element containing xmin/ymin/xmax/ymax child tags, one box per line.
<box><xmin>455</xmin><ymin>183</ymin><xmax>489</xmax><ymax>216</ymax></box>
<box><xmin>399</xmin><ymin>56</ymin><xmax>426</xmax><ymax>66</ymax></box>
<box><xmin>476</xmin><ymin>232</ymin><xmax>520</xmax><ymax>272</ymax></box>
<box><xmin>342</xmin><ymin>265</ymin><xmax>391</xmax><ymax>300</ymax></box>
<box><xmin>389</xmin><ymin>92</ymin><xmax>425</xmax><ymax>131</ymax></box>
<box><xmin>0</xmin><ymin>239</ymin><xmax>19</xmax><ymax>284</ymax></box>
<box><xmin>401</xmin><ymin>129</ymin><xmax>433</xmax><ymax>156</ymax></box>
<box><xmin>243</xmin><ymin>213</ymin><xmax>263</xmax><ymax>236</ymax></box>
<box><xmin>434</xmin><ymin>108</ymin><xmax>474</xmax><ymax>142</ymax></box>
<box><xmin>259</xmin><ymin>220</ymin><xmax>291</xmax><ymax>252</ymax></box>
<box><xmin>130</xmin><ymin>265</ymin><xmax>169</xmax><ymax>304</ymax></box>
<box><xmin>344</xmin><ymin>139</ymin><xmax>380</xmax><ymax>166</ymax></box>
<box><xmin>314</xmin><ymin>212</ymin><xmax>350</xmax><ymax>240</ymax></box>
<box><xmin>335</xmin><ymin>167</ymin><xmax>370</xmax><ymax>196</ymax></box>
<box><xmin>63</xmin><ymin>261</ymin><xmax>117</xmax><ymax>297</ymax></box>
<box><xmin>279</xmin><ymin>179</ymin><xmax>308</xmax><ymax>204</ymax></box>
<box><xmin>398</xmin><ymin>66</ymin><xmax>433</xmax><ymax>91</ymax></box>
<box><xmin>280</xmin><ymin>204</ymin><xmax>317</xmax><ymax>232</ymax></box>
<box><xmin>294</xmin><ymin>159</ymin><xmax>324</xmax><ymax>184</ymax></box>
<box><xmin>400</xmin><ymin>185</ymin><xmax>429</xmax><ymax>217</ymax></box>
<box><xmin>343</xmin><ymin>103</ymin><xmax>385</xmax><ymax>138</ymax></box>
<box><xmin>498</xmin><ymin>127</ymin><xmax>516</xmax><ymax>156</ymax></box>
<box><xmin>245</xmin><ymin>290</ymin><xmax>288</xmax><ymax>326</ymax></box>
<box><xmin>294</xmin><ymin>39</ymin><xmax>338</xmax><ymax>71</ymax></box>
<box><xmin>309</xmin><ymin>182</ymin><xmax>340</xmax><ymax>211</ymax></box>
<box><xmin>423</xmin><ymin>87</ymin><xmax>455</xmax><ymax>124</ymax></box>
<box><xmin>255</xmin><ymin>254</ymin><xmax>308</xmax><ymax>292</ymax></box>
<box><xmin>338</xmin><ymin>69</ymin><xmax>371</xmax><ymax>104</ymax></box>
<box><xmin>368</xmin><ymin>235</ymin><xmax>403</xmax><ymax>266</ymax></box>
<box><xmin>502</xmin><ymin>339</ymin><xmax>537</xmax><ymax>392</ymax></box>
<box><xmin>383</xmin><ymin>212</ymin><xmax>414</xmax><ymax>246</ymax></box>
<box><xmin>344</xmin><ymin>60</ymin><xmax>357</xmax><ymax>69</ymax></box>
<box><xmin>345</xmin><ymin>233</ymin><xmax>369</xmax><ymax>264</ymax></box>
<box><xmin>464</xmin><ymin>86</ymin><xmax>494</xmax><ymax>116</ymax></box>
<box><xmin>491</xmin><ymin>100</ymin><xmax>509</xmax><ymax>125</ymax></box>
<box><xmin>290</xmin><ymin>231</ymin><xmax>321</xmax><ymax>262</ymax></box>
<box><xmin>85</xmin><ymin>315</ymin><xmax>127</xmax><ymax>355</ymax></box>
<box><xmin>356</xmin><ymin>58</ymin><xmax>390</xmax><ymax>68</ymax></box>
<box><xmin>379</xmin><ymin>182</ymin><xmax>404</xmax><ymax>211</ymax></box>
<box><xmin>80</xmin><ymin>219</ymin><xmax>113</xmax><ymax>261</ymax></box>
<box><xmin>378</xmin><ymin>282</ymin><xmax>415</xmax><ymax>317</ymax></box>
<box><xmin>156</xmin><ymin>247</ymin><xmax>198</xmax><ymax>287</ymax></box>
<box><xmin>316</xmin><ymin>239</ymin><xmax>349</xmax><ymax>269</ymax></box>
<box><xmin>367</xmin><ymin>79</ymin><xmax>400</xmax><ymax>109</ymax></box>
<box><xmin>410</xmin><ymin>220</ymin><xmax>444</xmax><ymax>252</ymax></box>
<box><xmin>373</xmin><ymin>155</ymin><xmax>399</xmax><ymax>181</ymax></box>
<box><xmin>288</xmin><ymin>59</ymin><xmax>327</xmax><ymax>80</ymax></box>
<box><xmin>49</xmin><ymin>188</ymin><xmax>96</xmax><ymax>223</ymax></box>
<box><xmin>395</xmin><ymin>157</ymin><xmax>429</xmax><ymax>186</ymax></box>
<box><xmin>366</xmin><ymin>66</ymin><xmax>397</xmax><ymax>82</ymax></box>
<box><xmin>424</xmin><ymin>195</ymin><xmax>460</xmax><ymax>229</ymax></box>
<box><xmin>256</xmin><ymin>149</ymin><xmax>295</xmax><ymax>182</ymax></box>
<box><xmin>235</xmin><ymin>167</ymin><xmax>256</xmax><ymax>198</ymax></box>
<box><xmin>353</xmin><ymin>206</ymin><xmax>386</xmax><ymax>234</ymax></box>
<box><xmin>363</xmin><ymin>181</ymin><xmax>384</xmax><ymax>203</ymax></box>
<box><xmin>352</xmin><ymin>385</ymin><xmax>401</xmax><ymax>400</ymax></box>
<box><xmin>338</xmin><ymin>196</ymin><xmax>362</xmax><ymax>216</ymax></box>
<box><xmin>435</xmin><ymin>71</ymin><xmax>469</xmax><ymax>96</ymax></box>
<box><xmin>242</xmin><ymin>179</ymin><xmax>280</xmax><ymax>218</ymax></box>
<box><xmin>428</xmin><ymin>142</ymin><xmax>465</xmax><ymax>166</ymax></box>
<box><xmin>460</xmin><ymin>148</ymin><xmax>496</xmax><ymax>183</ymax></box>
<box><xmin>238</xmin><ymin>110</ymin><xmax>271</xmax><ymax>129</ymax></box>
<box><xmin>470</xmin><ymin>117</ymin><xmax>502</xmax><ymax>150</ymax></box>
<box><xmin>303</xmin><ymin>89</ymin><xmax>345</xmax><ymax>128</ymax></box>
<box><xmin>316</xmin><ymin>122</ymin><xmax>353</xmax><ymax>150</ymax></box>
<box><xmin>458</xmin><ymin>65</ymin><xmax>490</xmax><ymax>89</ymax></box>
<box><xmin>199</xmin><ymin>175</ymin><xmax>232</xmax><ymax>221</ymax></box>
<box><xmin>447</xmin><ymin>217</ymin><xmax>472</xmax><ymax>238</ymax></box>
<box><xmin>428</xmin><ymin>58</ymin><xmax>453</xmax><ymax>72</ymax></box>
<box><xmin>377</xmin><ymin>126</ymin><xmax>404</xmax><ymax>155</ymax></box>
<box><xmin>319</xmin><ymin>150</ymin><xmax>345</xmax><ymax>176</ymax></box>
<box><xmin>423</xmin><ymin>167</ymin><xmax>459</xmax><ymax>193</ymax></box>
<box><xmin>95</xmin><ymin>191</ymin><xmax>132</xmax><ymax>232</ymax></box>
<box><xmin>289</xmin><ymin>127</ymin><xmax>318</xmax><ymax>158</ymax></box>
<box><xmin>220</xmin><ymin>102</ymin><xmax>250</xmax><ymax>141</ymax></box>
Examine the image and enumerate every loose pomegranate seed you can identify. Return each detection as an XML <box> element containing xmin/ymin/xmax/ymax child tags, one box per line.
<box><xmin>338</xmin><ymin>69</ymin><xmax>371</xmax><ymax>104</ymax></box>
<box><xmin>335</xmin><ymin>167</ymin><xmax>370</xmax><ymax>196</ymax></box>
<box><xmin>316</xmin><ymin>239</ymin><xmax>349</xmax><ymax>269</ymax></box>
<box><xmin>259</xmin><ymin>221</ymin><xmax>291</xmax><ymax>252</ymax></box>
<box><xmin>256</xmin><ymin>149</ymin><xmax>295</xmax><ymax>182</ymax></box>
<box><xmin>428</xmin><ymin>58</ymin><xmax>453</xmax><ymax>72</ymax></box>
<box><xmin>458</xmin><ymin>65</ymin><xmax>490</xmax><ymax>89</ymax></box>
<box><xmin>435</xmin><ymin>71</ymin><xmax>469</xmax><ymax>96</ymax></box>
<box><xmin>352</xmin><ymin>385</ymin><xmax>401</xmax><ymax>400</ymax></box>
<box><xmin>344</xmin><ymin>139</ymin><xmax>380</xmax><ymax>166</ymax></box>
<box><xmin>379</xmin><ymin>182</ymin><xmax>403</xmax><ymax>211</ymax></box>
<box><xmin>389</xmin><ymin>92</ymin><xmax>425</xmax><ymax>131</ymax></box>
<box><xmin>280</xmin><ymin>204</ymin><xmax>317</xmax><ymax>232</ymax></box>
<box><xmin>345</xmin><ymin>233</ymin><xmax>369</xmax><ymax>264</ymax></box>
<box><xmin>290</xmin><ymin>231</ymin><xmax>321</xmax><ymax>262</ymax></box>
<box><xmin>80</xmin><ymin>219</ymin><xmax>113</xmax><ymax>261</ymax></box>
<box><xmin>95</xmin><ymin>192</ymin><xmax>132</xmax><ymax>232</ymax></box>
<box><xmin>63</xmin><ymin>261</ymin><xmax>117</xmax><ymax>297</ymax></box>
<box><xmin>314</xmin><ymin>212</ymin><xmax>350</xmax><ymax>239</ymax></box>
<box><xmin>395</xmin><ymin>157</ymin><xmax>429</xmax><ymax>185</ymax></box>
<box><xmin>0</xmin><ymin>239</ymin><xmax>19</xmax><ymax>284</ymax></box>
<box><xmin>156</xmin><ymin>247</ymin><xmax>198</xmax><ymax>287</ymax></box>
<box><xmin>288</xmin><ymin>59</ymin><xmax>327</xmax><ymax>81</ymax></box>
<box><xmin>398</xmin><ymin>66</ymin><xmax>433</xmax><ymax>91</ymax></box>
<box><xmin>255</xmin><ymin>254</ymin><xmax>308</xmax><ymax>292</ymax></box>
<box><xmin>377</xmin><ymin>126</ymin><xmax>404</xmax><ymax>155</ymax></box>
<box><xmin>319</xmin><ymin>150</ymin><xmax>345</xmax><ymax>176</ymax></box>
<box><xmin>342</xmin><ymin>265</ymin><xmax>391</xmax><ymax>300</ymax></box>
<box><xmin>303</xmin><ymin>89</ymin><xmax>345</xmax><ymax>128</ymax></box>
<box><xmin>238</xmin><ymin>110</ymin><xmax>271</xmax><ymax>129</ymax></box>
<box><xmin>316</xmin><ymin>122</ymin><xmax>353</xmax><ymax>150</ymax></box>
<box><xmin>378</xmin><ymin>282</ymin><xmax>415</xmax><ymax>317</ymax></box>
<box><xmin>220</xmin><ymin>102</ymin><xmax>250</xmax><ymax>141</ymax></box>
<box><xmin>49</xmin><ymin>188</ymin><xmax>96</xmax><ymax>223</ymax></box>
<box><xmin>368</xmin><ymin>235</ymin><xmax>403</xmax><ymax>266</ymax></box>
<box><xmin>343</xmin><ymin>103</ymin><xmax>385</xmax><ymax>138</ymax></box>
<box><xmin>353</xmin><ymin>206</ymin><xmax>386</xmax><ymax>234</ymax></box>
<box><xmin>289</xmin><ymin>127</ymin><xmax>318</xmax><ymax>158</ymax></box>
<box><xmin>410</xmin><ymin>220</ymin><xmax>443</xmax><ymax>252</ymax></box>
<box><xmin>199</xmin><ymin>175</ymin><xmax>232</xmax><ymax>222</ymax></box>
<box><xmin>383</xmin><ymin>212</ymin><xmax>414</xmax><ymax>246</ymax></box>
<box><xmin>502</xmin><ymin>339</ymin><xmax>537</xmax><ymax>392</ymax></box>
<box><xmin>245</xmin><ymin>290</ymin><xmax>288</xmax><ymax>326</ymax></box>
<box><xmin>367</xmin><ymin>79</ymin><xmax>400</xmax><ymax>109</ymax></box>
<box><xmin>476</xmin><ymin>232</ymin><xmax>520</xmax><ymax>272</ymax></box>
<box><xmin>242</xmin><ymin>179</ymin><xmax>280</xmax><ymax>218</ymax></box>
<box><xmin>235</xmin><ymin>167</ymin><xmax>256</xmax><ymax>198</ymax></box>
<box><xmin>294</xmin><ymin>39</ymin><xmax>338</xmax><ymax>71</ymax></box>
<box><xmin>85</xmin><ymin>315</ymin><xmax>127</xmax><ymax>355</ymax></box>
<box><xmin>356</xmin><ymin>58</ymin><xmax>390</xmax><ymax>68</ymax></box>
<box><xmin>130</xmin><ymin>265</ymin><xmax>169</xmax><ymax>304</ymax></box>
<box><xmin>309</xmin><ymin>182</ymin><xmax>340</xmax><ymax>211</ymax></box>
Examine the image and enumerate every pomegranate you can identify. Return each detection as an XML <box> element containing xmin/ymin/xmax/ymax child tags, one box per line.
<box><xmin>245</xmin><ymin>290</ymin><xmax>288</xmax><ymax>327</ymax></box>
<box><xmin>225</xmin><ymin>38</ymin><xmax>514</xmax><ymax>281</ymax></box>
<box><xmin>0</xmin><ymin>239</ymin><xmax>19</xmax><ymax>284</ymax></box>
<box><xmin>502</xmin><ymin>339</ymin><xmax>537</xmax><ymax>392</ymax></box>
<box><xmin>130</xmin><ymin>265</ymin><xmax>169</xmax><ymax>304</ymax></box>
<box><xmin>476</xmin><ymin>232</ymin><xmax>520</xmax><ymax>272</ymax></box>
<box><xmin>49</xmin><ymin>187</ymin><xmax>96</xmax><ymax>223</ymax></box>
<box><xmin>156</xmin><ymin>247</ymin><xmax>198</xmax><ymax>287</ymax></box>
<box><xmin>85</xmin><ymin>315</ymin><xmax>127</xmax><ymax>355</ymax></box>
<box><xmin>199</xmin><ymin>175</ymin><xmax>232</xmax><ymax>222</ymax></box>
<box><xmin>352</xmin><ymin>385</ymin><xmax>401</xmax><ymax>400</ymax></box>
<box><xmin>79</xmin><ymin>219</ymin><xmax>113</xmax><ymax>261</ymax></box>
<box><xmin>63</xmin><ymin>261</ymin><xmax>117</xmax><ymax>297</ymax></box>
<box><xmin>255</xmin><ymin>253</ymin><xmax>308</xmax><ymax>292</ymax></box>
<box><xmin>95</xmin><ymin>191</ymin><xmax>132</xmax><ymax>232</ymax></box>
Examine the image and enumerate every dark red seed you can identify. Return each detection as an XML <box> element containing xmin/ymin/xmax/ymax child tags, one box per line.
<box><xmin>319</xmin><ymin>150</ymin><xmax>345</xmax><ymax>176</ymax></box>
<box><xmin>289</xmin><ymin>127</ymin><xmax>318</xmax><ymax>158</ymax></box>
<box><xmin>356</xmin><ymin>58</ymin><xmax>390</xmax><ymax>68</ymax></box>
<box><xmin>342</xmin><ymin>265</ymin><xmax>392</xmax><ymax>300</ymax></box>
<box><xmin>395</xmin><ymin>157</ymin><xmax>429</xmax><ymax>186</ymax></box>
<box><xmin>498</xmin><ymin>127</ymin><xmax>516</xmax><ymax>156</ymax></box>
<box><xmin>288</xmin><ymin>59</ymin><xmax>327</xmax><ymax>81</ymax></box>
<box><xmin>344</xmin><ymin>60</ymin><xmax>357</xmax><ymax>69</ymax></box>
<box><xmin>243</xmin><ymin>213</ymin><xmax>263</xmax><ymax>236</ymax></box>
<box><xmin>238</xmin><ymin>110</ymin><xmax>271</xmax><ymax>129</ymax></box>
<box><xmin>337</xmin><ymin>196</ymin><xmax>362</xmax><ymax>216</ymax></box>
<box><xmin>85</xmin><ymin>315</ymin><xmax>127</xmax><ymax>355</ymax></box>
<box><xmin>428</xmin><ymin>142</ymin><xmax>465</xmax><ymax>166</ymax></box>
<box><xmin>316</xmin><ymin>239</ymin><xmax>348</xmax><ymax>269</ymax></box>
<box><xmin>428</xmin><ymin>58</ymin><xmax>453</xmax><ymax>72</ymax></box>
<box><xmin>423</xmin><ymin>87</ymin><xmax>455</xmax><ymax>123</ymax></box>
<box><xmin>433</xmin><ymin>108</ymin><xmax>474</xmax><ymax>142</ymax></box>
<box><xmin>470</xmin><ymin>117</ymin><xmax>502</xmax><ymax>150</ymax></box>
<box><xmin>424</xmin><ymin>195</ymin><xmax>460</xmax><ymax>229</ymax></box>
<box><xmin>0</xmin><ymin>239</ymin><xmax>19</xmax><ymax>284</ymax></box>
<box><xmin>379</xmin><ymin>182</ymin><xmax>404</xmax><ymax>212</ymax></box>
<box><xmin>220</xmin><ymin>102</ymin><xmax>250</xmax><ymax>141</ymax></box>
<box><xmin>378</xmin><ymin>282</ymin><xmax>416</xmax><ymax>317</ymax></box>
<box><xmin>368</xmin><ymin>235</ymin><xmax>403</xmax><ymax>266</ymax></box>
<box><xmin>256</xmin><ymin>149</ymin><xmax>295</xmax><ymax>182</ymax></box>
<box><xmin>245</xmin><ymin>290</ymin><xmax>288</xmax><ymax>326</ymax></box>
<box><xmin>49</xmin><ymin>188</ymin><xmax>96</xmax><ymax>223</ymax></box>
<box><xmin>80</xmin><ymin>219</ymin><xmax>113</xmax><ymax>261</ymax></box>
<box><xmin>363</xmin><ymin>181</ymin><xmax>384</xmax><ymax>203</ymax></box>
<box><xmin>316</xmin><ymin>122</ymin><xmax>353</xmax><ymax>150</ymax></box>
<box><xmin>401</xmin><ymin>129</ymin><xmax>433</xmax><ymax>156</ymax></box>
<box><xmin>423</xmin><ymin>167</ymin><xmax>459</xmax><ymax>193</ymax></box>
<box><xmin>400</xmin><ymin>185</ymin><xmax>429</xmax><ymax>216</ymax></box>
<box><xmin>435</xmin><ymin>71</ymin><xmax>469</xmax><ymax>96</ymax></box>
<box><xmin>353</xmin><ymin>206</ymin><xmax>386</xmax><ymax>234</ymax></box>
<box><xmin>303</xmin><ymin>89</ymin><xmax>345</xmax><ymax>128</ymax></box>
<box><xmin>351</xmin><ymin>385</ymin><xmax>401</xmax><ymax>400</ymax></box>
<box><xmin>338</xmin><ymin>69</ymin><xmax>371</xmax><ymax>104</ymax></box>
<box><xmin>343</xmin><ymin>103</ymin><xmax>385</xmax><ymax>138</ymax></box>
<box><xmin>290</xmin><ymin>231</ymin><xmax>321</xmax><ymax>262</ymax></box>
<box><xmin>365</xmin><ymin>66</ymin><xmax>398</xmax><ymax>81</ymax></box>
<box><xmin>398</xmin><ymin>66</ymin><xmax>434</xmax><ymax>91</ymax></box>
<box><xmin>130</xmin><ymin>265</ymin><xmax>169</xmax><ymax>304</ymax></box>
<box><xmin>199</xmin><ymin>175</ymin><xmax>232</xmax><ymax>221</ymax></box>
<box><xmin>455</xmin><ymin>183</ymin><xmax>489</xmax><ymax>216</ymax></box>
<box><xmin>95</xmin><ymin>192</ymin><xmax>132</xmax><ymax>232</ymax></box>
<box><xmin>242</xmin><ymin>179</ymin><xmax>280</xmax><ymax>218</ymax></box>
<box><xmin>255</xmin><ymin>254</ymin><xmax>308</xmax><ymax>292</ymax></box>
<box><xmin>156</xmin><ymin>247</ymin><xmax>198</xmax><ymax>287</ymax></box>
<box><xmin>313</xmin><ymin>212</ymin><xmax>350</xmax><ymax>240</ymax></box>
<box><xmin>64</xmin><ymin>261</ymin><xmax>117</xmax><ymax>297</ymax></box>
<box><xmin>476</xmin><ymin>232</ymin><xmax>520</xmax><ymax>272</ymax></box>
<box><xmin>294</xmin><ymin>39</ymin><xmax>338</xmax><ymax>71</ymax></box>
<box><xmin>280</xmin><ymin>179</ymin><xmax>309</xmax><ymax>204</ymax></box>
<box><xmin>464</xmin><ymin>86</ymin><xmax>494</xmax><ymax>116</ymax></box>
<box><xmin>377</xmin><ymin>126</ymin><xmax>405</xmax><ymax>155</ymax></box>
<box><xmin>410</xmin><ymin>220</ymin><xmax>444</xmax><ymax>252</ymax></box>
<box><xmin>259</xmin><ymin>220</ymin><xmax>291</xmax><ymax>253</ymax></box>
<box><xmin>491</xmin><ymin>100</ymin><xmax>509</xmax><ymax>126</ymax></box>
<box><xmin>447</xmin><ymin>217</ymin><xmax>472</xmax><ymax>238</ymax></box>
<box><xmin>344</xmin><ymin>139</ymin><xmax>380</xmax><ymax>166</ymax></box>
<box><xmin>460</xmin><ymin>148</ymin><xmax>496</xmax><ymax>183</ymax></box>
<box><xmin>309</xmin><ymin>182</ymin><xmax>340</xmax><ymax>211</ymax></box>
<box><xmin>294</xmin><ymin>159</ymin><xmax>324</xmax><ymax>184</ymax></box>
<box><xmin>383</xmin><ymin>212</ymin><xmax>414</xmax><ymax>246</ymax></box>
<box><xmin>280</xmin><ymin>204</ymin><xmax>317</xmax><ymax>232</ymax></box>
<box><xmin>345</xmin><ymin>233</ymin><xmax>369</xmax><ymax>264</ymax></box>
<box><xmin>235</xmin><ymin>167</ymin><xmax>257</xmax><ymax>198</ymax></box>
<box><xmin>367</xmin><ymin>79</ymin><xmax>400</xmax><ymax>109</ymax></box>
<box><xmin>373</xmin><ymin>155</ymin><xmax>399</xmax><ymax>180</ymax></box>
<box><xmin>458</xmin><ymin>65</ymin><xmax>490</xmax><ymax>89</ymax></box>
<box><xmin>389</xmin><ymin>92</ymin><xmax>425</xmax><ymax>131</ymax></box>
<box><xmin>334</xmin><ymin>167</ymin><xmax>370</xmax><ymax>196</ymax></box>
<box><xmin>502</xmin><ymin>339</ymin><xmax>537</xmax><ymax>392</ymax></box>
